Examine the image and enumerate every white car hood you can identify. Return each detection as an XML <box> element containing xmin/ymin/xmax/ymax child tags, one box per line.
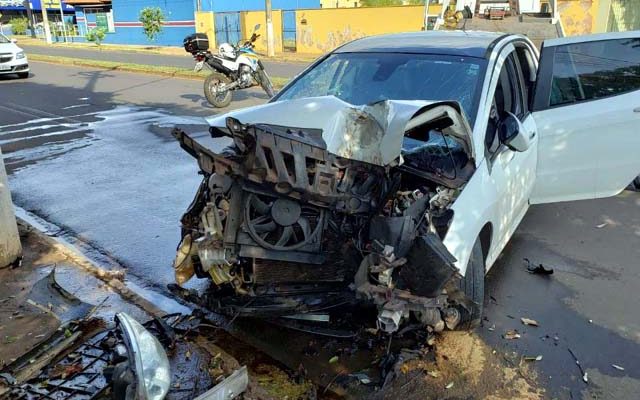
<box><xmin>0</xmin><ymin>42</ymin><xmax>21</xmax><ymax>54</ymax></box>
<box><xmin>206</xmin><ymin>96</ymin><xmax>473</xmax><ymax>167</ymax></box>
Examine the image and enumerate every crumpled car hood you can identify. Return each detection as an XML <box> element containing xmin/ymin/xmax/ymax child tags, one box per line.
<box><xmin>206</xmin><ymin>96</ymin><xmax>473</xmax><ymax>167</ymax></box>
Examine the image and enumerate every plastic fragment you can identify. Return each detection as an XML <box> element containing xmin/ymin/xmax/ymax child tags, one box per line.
<box><xmin>596</xmin><ymin>223</ymin><xmax>608</xmax><ymax>229</ymax></box>
<box><xmin>524</xmin><ymin>258</ymin><xmax>553</xmax><ymax>275</ymax></box>
<box><xmin>504</xmin><ymin>330</ymin><xmax>521</xmax><ymax>340</ymax></box>
<box><xmin>524</xmin><ymin>355</ymin><xmax>543</xmax><ymax>362</ymax></box>
<box><xmin>329</xmin><ymin>356</ymin><xmax>339</xmax><ymax>364</ymax></box>
<box><xmin>521</xmin><ymin>318</ymin><xmax>539</xmax><ymax>327</ymax></box>
<box><xmin>612</xmin><ymin>364</ymin><xmax>625</xmax><ymax>371</ymax></box>
<box><xmin>445</xmin><ymin>382</ymin><xmax>454</xmax><ymax>389</ymax></box>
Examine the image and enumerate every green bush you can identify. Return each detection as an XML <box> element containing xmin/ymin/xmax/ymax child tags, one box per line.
<box><xmin>139</xmin><ymin>7</ymin><xmax>164</xmax><ymax>42</ymax></box>
<box><xmin>86</xmin><ymin>28</ymin><xmax>106</xmax><ymax>46</ymax></box>
<box><xmin>10</xmin><ymin>17</ymin><xmax>29</xmax><ymax>35</ymax></box>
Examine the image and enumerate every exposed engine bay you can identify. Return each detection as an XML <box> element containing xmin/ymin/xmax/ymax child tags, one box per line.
<box><xmin>172</xmin><ymin>97</ymin><xmax>476</xmax><ymax>334</ymax></box>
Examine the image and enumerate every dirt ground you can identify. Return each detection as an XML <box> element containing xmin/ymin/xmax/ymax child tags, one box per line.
<box><xmin>374</xmin><ymin>331</ymin><xmax>545</xmax><ymax>400</ymax></box>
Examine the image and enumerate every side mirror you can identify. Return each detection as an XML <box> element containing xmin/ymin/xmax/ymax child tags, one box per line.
<box><xmin>253</xmin><ymin>24</ymin><xmax>261</xmax><ymax>32</ymax></box>
<box><xmin>498</xmin><ymin>112</ymin><xmax>530</xmax><ymax>152</ymax></box>
<box><xmin>11</xmin><ymin>38</ymin><xmax>18</xmax><ymax>44</ymax></box>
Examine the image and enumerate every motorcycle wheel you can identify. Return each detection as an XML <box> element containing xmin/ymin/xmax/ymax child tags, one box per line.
<box><xmin>256</xmin><ymin>68</ymin><xmax>275</xmax><ymax>98</ymax></box>
<box><xmin>204</xmin><ymin>73</ymin><xmax>233</xmax><ymax>108</ymax></box>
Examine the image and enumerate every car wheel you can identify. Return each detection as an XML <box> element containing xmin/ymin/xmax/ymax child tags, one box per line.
<box><xmin>633</xmin><ymin>176</ymin><xmax>640</xmax><ymax>191</ymax></box>
<box><xmin>457</xmin><ymin>239</ymin><xmax>485</xmax><ymax>329</ymax></box>
<box><xmin>17</xmin><ymin>72</ymin><xmax>29</xmax><ymax>79</ymax></box>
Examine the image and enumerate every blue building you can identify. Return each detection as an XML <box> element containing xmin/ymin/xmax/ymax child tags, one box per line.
<box><xmin>67</xmin><ymin>0</ymin><xmax>319</xmax><ymax>46</ymax></box>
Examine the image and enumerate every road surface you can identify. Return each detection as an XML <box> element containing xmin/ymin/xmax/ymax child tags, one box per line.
<box><xmin>1</xmin><ymin>62</ymin><xmax>639</xmax><ymax>399</ymax></box>
<box><xmin>20</xmin><ymin>44</ymin><xmax>309</xmax><ymax>79</ymax></box>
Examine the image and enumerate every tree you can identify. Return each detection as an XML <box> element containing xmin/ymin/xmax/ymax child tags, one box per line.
<box><xmin>139</xmin><ymin>7</ymin><xmax>164</xmax><ymax>42</ymax></box>
<box><xmin>359</xmin><ymin>0</ymin><xmax>402</xmax><ymax>6</ymax></box>
<box><xmin>10</xmin><ymin>17</ymin><xmax>29</xmax><ymax>35</ymax></box>
<box><xmin>86</xmin><ymin>28</ymin><xmax>106</xmax><ymax>47</ymax></box>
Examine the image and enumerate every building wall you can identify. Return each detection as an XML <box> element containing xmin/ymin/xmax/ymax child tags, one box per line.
<box><xmin>241</xmin><ymin>10</ymin><xmax>284</xmax><ymax>52</ymax></box>
<box><xmin>558</xmin><ymin>0</ymin><xmax>599</xmax><ymax>36</ymax></box>
<box><xmin>199</xmin><ymin>0</ymin><xmax>320</xmax><ymax>12</ymax></box>
<box><xmin>0</xmin><ymin>147</ymin><xmax>21</xmax><ymax>268</ymax></box>
<box><xmin>295</xmin><ymin>5</ymin><xmax>427</xmax><ymax>53</ymax></box>
<box><xmin>80</xmin><ymin>0</ymin><xmax>196</xmax><ymax>46</ymax></box>
<box><xmin>320</xmin><ymin>0</ymin><xmax>361</xmax><ymax>7</ymax></box>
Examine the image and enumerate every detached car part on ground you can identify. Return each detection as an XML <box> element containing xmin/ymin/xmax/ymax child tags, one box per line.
<box><xmin>1</xmin><ymin>311</ymin><xmax>248</xmax><ymax>400</ymax></box>
<box><xmin>173</xmin><ymin>96</ymin><xmax>479</xmax><ymax>334</ymax></box>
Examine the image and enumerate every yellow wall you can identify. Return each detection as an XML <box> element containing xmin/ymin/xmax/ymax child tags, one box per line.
<box><xmin>558</xmin><ymin>0</ymin><xmax>599</xmax><ymax>35</ymax></box>
<box><xmin>241</xmin><ymin>10</ymin><xmax>284</xmax><ymax>53</ymax></box>
<box><xmin>296</xmin><ymin>5</ymin><xmax>428</xmax><ymax>54</ymax></box>
<box><xmin>195</xmin><ymin>11</ymin><xmax>215</xmax><ymax>49</ymax></box>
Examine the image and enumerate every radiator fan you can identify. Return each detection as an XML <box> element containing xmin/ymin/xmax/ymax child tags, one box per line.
<box><xmin>244</xmin><ymin>193</ymin><xmax>325</xmax><ymax>251</ymax></box>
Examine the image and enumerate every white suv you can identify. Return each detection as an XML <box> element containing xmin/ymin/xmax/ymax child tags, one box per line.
<box><xmin>0</xmin><ymin>34</ymin><xmax>29</xmax><ymax>78</ymax></box>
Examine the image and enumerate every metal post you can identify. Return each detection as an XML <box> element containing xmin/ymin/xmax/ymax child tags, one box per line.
<box><xmin>23</xmin><ymin>0</ymin><xmax>36</xmax><ymax>38</ymax></box>
<box><xmin>265</xmin><ymin>0</ymin><xmax>275</xmax><ymax>57</ymax></box>
<box><xmin>59</xmin><ymin>1</ymin><xmax>67</xmax><ymax>42</ymax></box>
<box><xmin>41</xmin><ymin>2</ymin><xmax>53</xmax><ymax>44</ymax></box>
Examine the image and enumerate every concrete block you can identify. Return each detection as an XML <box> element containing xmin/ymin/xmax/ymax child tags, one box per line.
<box><xmin>0</xmin><ymin>147</ymin><xmax>21</xmax><ymax>268</ymax></box>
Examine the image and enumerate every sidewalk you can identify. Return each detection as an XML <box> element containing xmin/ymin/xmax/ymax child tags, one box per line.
<box><xmin>15</xmin><ymin>36</ymin><xmax>312</xmax><ymax>79</ymax></box>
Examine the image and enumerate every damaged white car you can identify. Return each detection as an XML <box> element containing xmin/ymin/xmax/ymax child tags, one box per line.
<box><xmin>172</xmin><ymin>30</ymin><xmax>640</xmax><ymax>334</ymax></box>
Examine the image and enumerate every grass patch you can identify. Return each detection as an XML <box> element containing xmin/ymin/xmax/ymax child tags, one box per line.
<box><xmin>28</xmin><ymin>54</ymin><xmax>290</xmax><ymax>88</ymax></box>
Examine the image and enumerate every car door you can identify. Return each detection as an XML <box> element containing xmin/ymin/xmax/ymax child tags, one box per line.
<box><xmin>530</xmin><ymin>32</ymin><xmax>640</xmax><ymax>204</ymax></box>
<box><xmin>480</xmin><ymin>44</ymin><xmax>538</xmax><ymax>264</ymax></box>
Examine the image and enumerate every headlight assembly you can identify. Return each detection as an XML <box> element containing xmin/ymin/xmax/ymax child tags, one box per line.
<box><xmin>116</xmin><ymin>312</ymin><xmax>171</xmax><ymax>400</ymax></box>
<box><xmin>16</xmin><ymin>51</ymin><xmax>25</xmax><ymax>59</ymax></box>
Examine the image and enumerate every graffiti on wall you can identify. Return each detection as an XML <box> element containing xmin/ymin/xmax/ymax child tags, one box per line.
<box><xmin>558</xmin><ymin>0</ymin><xmax>595</xmax><ymax>36</ymax></box>
<box><xmin>299</xmin><ymin>23</ymin><xmax>366</xmax><ymax>52</ymax></box>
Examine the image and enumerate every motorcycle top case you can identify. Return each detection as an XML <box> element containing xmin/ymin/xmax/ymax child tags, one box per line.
<box><xmin>184</xmin><ymin>33</ymin><xmax>209</xmax><ymax>53</ymax></box>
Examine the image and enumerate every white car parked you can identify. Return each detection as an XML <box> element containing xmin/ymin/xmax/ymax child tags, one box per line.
<box><xmin>0</xmin><ymin>33</ymin><xmax>29</xmax><ymax>78</ymax></box>
<box><xmin>173</xmin><ymin>30</ymin><xmax>640</xmax><ymax>334</ymax></box>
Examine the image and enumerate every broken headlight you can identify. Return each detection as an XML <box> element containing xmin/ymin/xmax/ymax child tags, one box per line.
<box><xmin>116</xmin><ymin>312</ymin><xmax>171</xmax><ymax>400</ymax></box>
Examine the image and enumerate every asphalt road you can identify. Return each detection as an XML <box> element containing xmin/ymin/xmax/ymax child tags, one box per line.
<box><xmin>1</xmin><ymin>63</ymin><xmax>639</xmax><ymax>399</ymax></box>
<box><xmin>20</xmin><ymin>44</ymin><xmax>309</xmax><ymax>79</ymax></box>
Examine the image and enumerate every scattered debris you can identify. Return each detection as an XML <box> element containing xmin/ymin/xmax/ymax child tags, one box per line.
<box><xmin>521</xmin><ymin>318</ymin><xmax>539</xmax><ymax>327</ymax></box>
<box><xmin>524</xmin><ymin>258</ymin><xmax>554</xmax><ymax>275</ymax></box>
<box><xmin>596</xmin><ymin>222</ymin><xmax>608</xmax><ymax>229</ymax></box>
<box><xmin>350</xmin><ymin>372</ymin><xmax>371</xmax><ymax>385</ymax></box>
<box><xmin>445</xmin><ymin>382</ymin><xmax>454</xmax><ymax>389</ymax></box>
<box><xmin>329</xmin><ymin>356</ymin><xmax>339</xmax><ymax>364</ymax></box>
<box><xmin>568</xmin><ymin>347</ymin><xmax>588</xmax><ymax>385</ymax></box>
<box><xmin>588</xmin><ymin>319</ymin><xmax>593</xmax><ymax>324</ymax></box>
<box><xmin>193</xmin><ymin>366</ymin><xmax>249</xmax><ymax>400</ymax></box>
<box><xmin>524</xmin><ymin>355</ymin><xmax>543</xmax><ymax>362</ymax></box>
<box><xmin>488</xmin><ymin>324</ymin><xmax>495</xmax><ymax>331</ymax></box>
<box><xmin>504</xmin><ymin>330</ymin><xmax>521</xmax><ymax>340</ymax></box>
<box><xmin>427</xmin><ymin>370</ymin><xmax>440</xmax><ymax>378</ymax></box>
<box><xmin>612</xmin><ymin>364</ymin><xmax>625</xmax><ymax>371</ymax></box>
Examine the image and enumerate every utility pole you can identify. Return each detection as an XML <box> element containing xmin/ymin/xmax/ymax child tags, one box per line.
<box><xmin>265</xmin><ymin>0</ymin><xmax>275</xmax><ymax>57</ymax></box>
<box><xmin>23</xmin><ymin>0</ymin><xmax>36</xmax><ymax>38</ymax></box>
<box><xmin>41</xmin><ymin>2</ymin><xmax>53</xmax><ymax>44</ymax></box>
<box><xmin>58</xmin><ymin>1</ymin><xmax>67</xmax><ymax>42</ymax></box>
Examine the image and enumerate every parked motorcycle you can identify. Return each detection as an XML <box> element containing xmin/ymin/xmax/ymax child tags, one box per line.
<box><xmin>184</xmin><ymin>24</ymin><xmax>275</xmax><ymax>108</ymax></box>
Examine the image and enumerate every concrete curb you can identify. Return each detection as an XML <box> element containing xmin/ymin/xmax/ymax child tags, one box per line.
<box><xmin>16</xmin><ymin>216</ymin><xmax>170</xmax><ymax>319</ymax></box>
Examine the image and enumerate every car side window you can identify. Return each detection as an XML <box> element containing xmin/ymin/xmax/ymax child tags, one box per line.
<box><xmin>549</xmin><ymin>38</ymin><xmax>640</xmax><ymax>107</ymax></box>
<box><xmin>485</xmin><ymin>54</ymin><xmax>524</xmax><ymax>155</ymax></box>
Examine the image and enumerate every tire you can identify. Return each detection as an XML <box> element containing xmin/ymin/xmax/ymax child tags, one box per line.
<box><xmin>457</xmin><ymin>239</ymin><xmax>485</xmax><ymax>329</ymax></box>
<box><xmin>632</xmin><ymin>176</ymin><xmax>640</xmax><ymax>191</ymax></box>
<box><xmin>204</xmin><ymin>72</ymin><xmax>233</xmax><ymax>108</ymax></box>
<box><xmin>17</xmin><ymin>72</ymin><xmax>29</xmax><ymax>79</ymax></box>
<box><xmin>256</xmin><ymin>68</ymin><xmax>275</xmax><ymax>98</ymax></box>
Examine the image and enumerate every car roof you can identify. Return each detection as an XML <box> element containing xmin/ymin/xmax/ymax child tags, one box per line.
<box><xmin>334</xmin><ymin>30</ymin><xmax>507</xmax><ymax>59</ymax></box>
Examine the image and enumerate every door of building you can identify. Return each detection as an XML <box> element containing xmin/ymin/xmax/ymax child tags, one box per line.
<box><xmin>282</xmin><ymin>10</ymin><xmax>296</xmax><ymax>52</ymax></box>
<box><xmin>214</xmin><ymin>12</ymin><xmax>241</xmax><ymax>47</ymax></box>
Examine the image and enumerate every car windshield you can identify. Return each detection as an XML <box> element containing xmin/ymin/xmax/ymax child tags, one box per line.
<box><xmin>276</xmin><ymin>52</ymin><xmax>486</xmax><ymax>125</ymax></box>
<box><xmin>0</xmin><ymin>34</ymin><xmax>10</xmax><ymax>44</ymax></box>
